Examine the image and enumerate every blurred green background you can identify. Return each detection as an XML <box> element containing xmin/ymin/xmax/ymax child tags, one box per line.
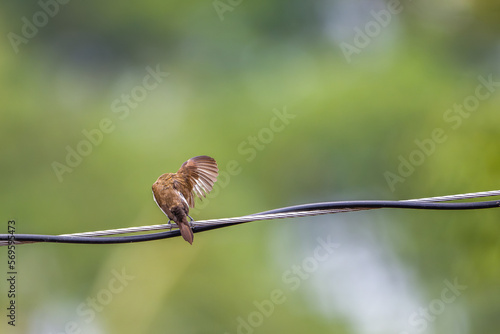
<box><xmin>1</xmin><ymin>0</ymin><xmax>500</xmax><ymax>333</ymax></box>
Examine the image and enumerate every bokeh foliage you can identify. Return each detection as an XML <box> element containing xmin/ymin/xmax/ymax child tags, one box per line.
<box><xmin>1</xmin><ymin>0</ymin><xmax>500</xmax><ymax>333</ymax></box>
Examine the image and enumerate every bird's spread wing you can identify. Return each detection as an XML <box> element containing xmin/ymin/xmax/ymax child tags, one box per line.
<box><xmin>176</xmin><ymin>155</ymin><xmax>219</xmax><ymax>207</ymax></box>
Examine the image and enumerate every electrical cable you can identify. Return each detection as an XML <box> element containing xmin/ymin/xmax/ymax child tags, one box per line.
<box><xmin>1</xmin><ymin>189</ymin><xmax>499</xmax><ymax>246</ymax></box>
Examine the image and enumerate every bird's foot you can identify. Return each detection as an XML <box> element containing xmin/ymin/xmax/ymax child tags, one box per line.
<box><xmin>188</xmin><ymin>215</ymin><xmax>195</xmax><ymax>228</ymax></box>
<box><xmin>167</xmin><ymin>219</ymin><xmax>173</xmax><ymax>231</ymax></box>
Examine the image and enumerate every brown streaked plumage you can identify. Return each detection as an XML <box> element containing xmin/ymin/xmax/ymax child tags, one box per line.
<box><xmin>152</xmin><ymin>156</ymin><xmax>218</xmax><ymax>244</ymax></box>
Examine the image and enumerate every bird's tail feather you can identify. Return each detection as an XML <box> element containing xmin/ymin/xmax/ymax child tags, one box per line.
<box><xmin>178</xmin><ymin>220</ymin><xmax>194</xmax><ymax>245</ymax></box>
<box><xmin>171</xmin><ymin>206</ymin><xmax>194</xmax><ymax>245</ymax></box>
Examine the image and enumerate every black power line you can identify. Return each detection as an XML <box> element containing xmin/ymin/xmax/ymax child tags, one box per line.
<box><xmin>1</xmin><ymin>199</ymin><xmax>498</xmax><ymax>245</ymax></box>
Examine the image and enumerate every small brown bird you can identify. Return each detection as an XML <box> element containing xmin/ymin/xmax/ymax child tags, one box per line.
<box><xmin>152</xmin><ymin>156</ymin><xmax>218</xmax><ymax>244</ymax></box>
